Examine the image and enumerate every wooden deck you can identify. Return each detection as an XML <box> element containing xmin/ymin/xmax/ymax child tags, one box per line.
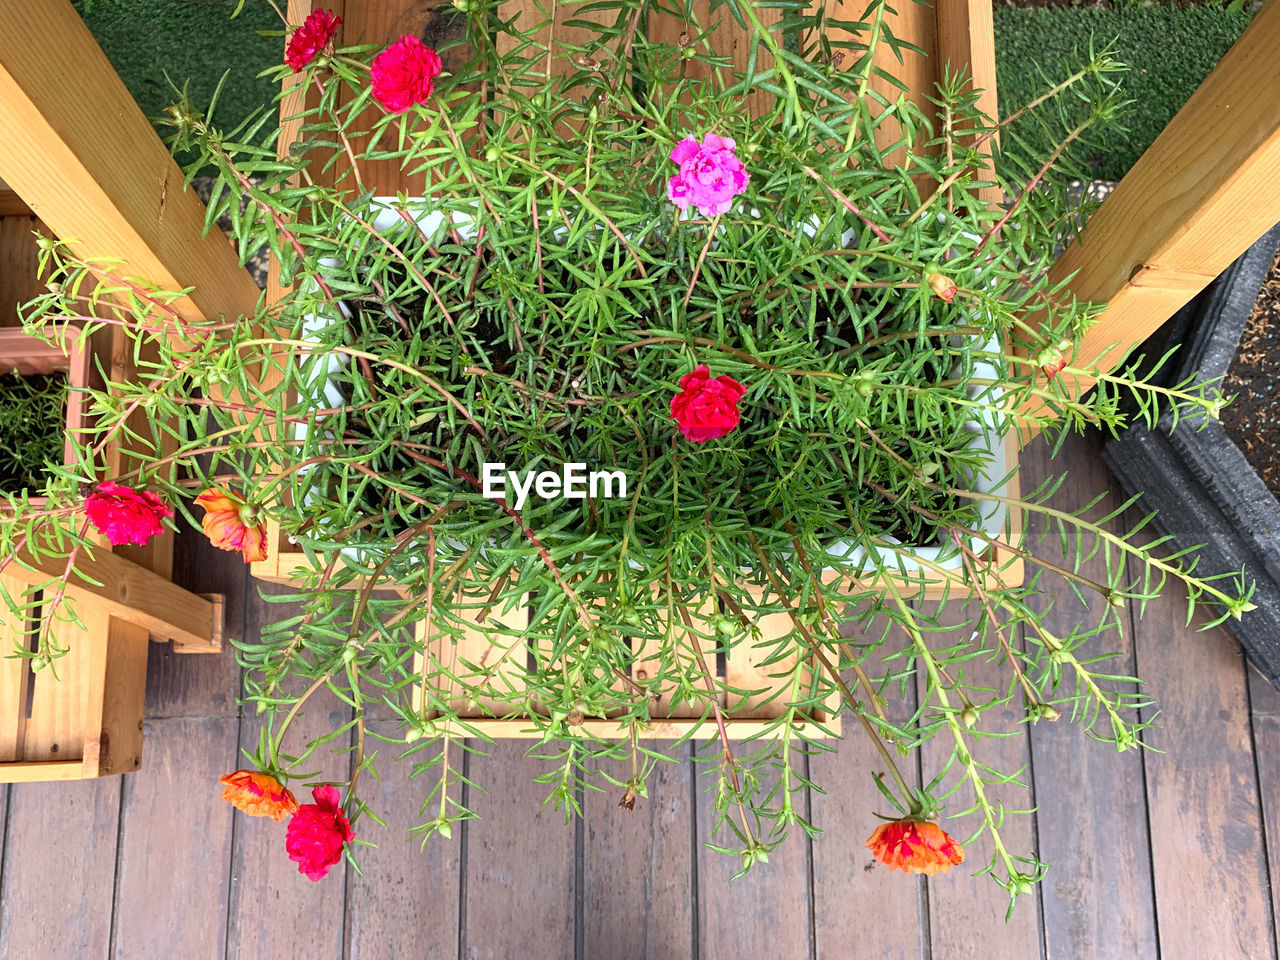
<box><xmin>0</xmin><ymin>428</ymin><xmax>1277</xmax><ymax>960</ymax></box>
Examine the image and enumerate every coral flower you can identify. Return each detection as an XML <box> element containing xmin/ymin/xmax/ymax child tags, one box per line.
<box><xmin>84</xmin><ymin>481</ymin><xmax>173</xmax><ymax>546</ymax></box>
<box><xmin>219</xmin><ymin>769</ymin><xmax>299</xmax><ymax>822</ymax></box>
<box><xmin>285</xmin><ymin>8</ymin><xmax>341</xmax><ymax>72</ymax></box>
<box><xmin>371</xmin><ymin>35</ymin><xmax>444</xmax><ymax>113</ymax></box>
<box><xmin>1038</xmin><ymin>346</ymin><xmax>1068</xmax><ymax>380</ymax></box>
<box><xmin>286</xmin><ymin>785</ymin><xmax>356</xmax><ymax>881</ymax></box>
<box><xmin>195</xmin><ymin>487</ymin><xmax>268</xmax><ymax>563</ymax></box>
<box><xmin>670</xmin><ymin>365</ymin><xmax>747</xmax><ymax>443</ymax></box>
<box><xmin>866</xmin><ymin>819</ymin><xmax>966</xmax><ymax>876</ymax></box>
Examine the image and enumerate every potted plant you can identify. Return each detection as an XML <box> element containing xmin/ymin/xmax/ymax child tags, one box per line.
<box><xmin>8</xmin><ymin>0</ymin><xmax>1246</xmax><ymax>904</ymax></box>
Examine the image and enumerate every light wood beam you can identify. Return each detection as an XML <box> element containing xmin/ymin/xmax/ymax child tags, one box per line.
<box><xmin>1048</xmin><ymin>0</ymin><xmax>1280</xmax><ymax>407</ymax></box>
<box><xmin>0</xmin><ymin>0</ymin><xmax>260</xmax><ymax>330</ymax></box>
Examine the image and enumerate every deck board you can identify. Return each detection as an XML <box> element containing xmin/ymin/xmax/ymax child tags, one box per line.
<box><xmin>7</xmin><ymin>429</ymin><xmax>1280</xmax><ymax>956</ymax></box>
<box><xmin>1022</xmin><ymin>431</ymin><xmax>1161</xmax><ymax>960</ymax></box>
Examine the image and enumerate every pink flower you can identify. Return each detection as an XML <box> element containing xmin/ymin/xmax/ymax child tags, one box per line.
<box><xmin>670</xmin><ymin>365</ymin><xmax>748</xmax><ymax>443</ymax></box>
<box><xmin>285</xmin><ymin>8</ymin><xmax>341</xmax><ymax>73</ymax></box>
<box><xmin>667</xmin><ymin>134</ymin><xmax>750</xmax><ymax>218</ymax></box>
<box><xmin>371</xmin><ymin>35</ymin><xmax>443</xmax><ymax>113</ymax></box>
<box><xmin>84</xmin><ymin>482</ymin><xmax>172</xmax><ymax>547</ymax></box>
<box><xmin>285</xmin><ymin>785</ymin><xmax>356</xmax><ymax>881</ymax></box>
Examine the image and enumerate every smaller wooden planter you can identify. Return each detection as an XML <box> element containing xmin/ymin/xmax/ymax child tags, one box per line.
<box><xmin>409</xmin><ymin>582</ymin><xmax>845</xmax><ymax>739</ymax></box>
<box><xmin>0</xmin><ymin>326</ymin><xmax>224</xmax><ymax>782</ymax></box>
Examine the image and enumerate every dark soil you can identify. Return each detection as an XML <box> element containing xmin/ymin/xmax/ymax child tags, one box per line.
<box><xmin>1222</xmin><ymin>246</ymin><xmax>1280</xmax><ymax>494</ymax></box>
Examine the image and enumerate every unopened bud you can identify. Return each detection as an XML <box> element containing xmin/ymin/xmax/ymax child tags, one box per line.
<box><xmin>960</xmin><ymin>706</ymin><xmax>979</xmax><ymax>728</ymax></box>
<box><xmin>1012</xmin><ymin>873</ymin><xmax>1036</xmax><ymax>896</ymax></box>
<box><xmin>682</xmin><ymin>45</ymin><xmax>697</xmax><ymax>60</ymax></box>
<box><xmin>714</xmin><ymin>615</ymin><xmax>737</xmax><ymax>637</ymax></box>
<box><xmin>404</xmin><ymin>725</ymin><xmax>425</xmax><ymax>743</ymax></box>
<box><xmin>1030</xmin><ymin>702</ymin><xmax>1061</xmax><ymax>722</ymax></box>
<box><xmin>619</xmin><ymin>786</ymin><xmax>638</xmax><ymax>811</ymax></box>
<box><xmin>485</xmin><ymin>144</ymin><xmax>500</xmax><ymax>163</ymax></box>
<box><xmin>29</xmin><ymin>657</ymin><xmax>47</xmax><ymax>673</ymax></box>
<box><xmin>342</xmin><ymin>644</ymin><xmax>359</xmax><ymax>664</ymax></box>
<box><xmin>925</xmin><ymin>268</ymin><xmax>958</xmax><ymax>303</ymax></box>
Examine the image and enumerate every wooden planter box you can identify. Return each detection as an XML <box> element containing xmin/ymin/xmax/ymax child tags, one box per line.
<box><xmin>0</xmin><ymin>325</ymin><xmax>225</xmax><ymax>782</ymax></box>
<box><xmin>246</xmin><ymin>0</ymin><xmax>1017</xmax><ymax>740</ymax></box>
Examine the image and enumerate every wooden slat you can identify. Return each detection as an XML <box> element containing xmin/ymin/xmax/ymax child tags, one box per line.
<box><xmin>0</xmin><ymin>215</ymin><xmax>42</xmax><ymax>330</ymax></box>
<box><xmin>582</xmin><ymin>743</ymin><xmax>694</xmax><ymax>958</ymax></box>
<box><xmin>632</xmin><ymin>591</ymin><xmax>718</xmax><ymax>720</ymax></box>
<box><xmin>694</xmin><ymin>751</ymin><xmax>813</xmax><ymax>960</ymax></box>
<box><xmin>1246</xmin><ymin>667</ymin><xmax>1280</xmax><ymax>950</ymax></box>
<box><xmin>462</xmin><ymin>739</ymin><xmax>576</xmax><ymax>960</ymax></box>
<box><xmin>12</xmin><ymin>540</ymin><xmax>219</xmax><ymax>651</ymax></box>
<box><xmin>94</xmin><ymin>616</ymin><xmax>149</xmax><ymax>776</ymax></box>
<box><xmin>1021</xmin><ymin>432</ymin><xmax>1158</xmax><ymax>959</ymax></box>
<box><xmin>23</xmin><ymin>604</ymin><xmax>110</xmax><ymax>763</ymax></box>
<box><xmin>935</xmin><ymin>0</ymin><xmax>1000</xmax><ymax>206</ymax></box>
<box><xmin>111</xmin><ymin>716</ymin><xmax>239</xmax><ymax>958</ymax></box>
<box><xmin>1130</xmin><ymin>561</ymin><xmax>1274</xmax><ymax>959</ymax></box>
<box><xmin>0</xmin><ymin>0</ymin><xmax>259</xmax><ymax>330</ymax></box>
<box><xmin>345</xmin><ymin>719</ymin><xmax>462</xmax><ymax>960</ymax></box>
<box><xmin>416</xmin><ymin>579</ymin><xmax>532</xmax><ymax>721</ymax></box>
<box><xmin>0</xmin><ymin>759</ymin><xmax>85</xmax><ymax>782</ymax></box>
<box><xmin>647</xmin><ymin>0</ymin><xmax>782</xmax><ymax>120</ymax></box>
<box><xmin>916</xmin><ymin>606</ymin><xmax>1044</xmax><ymax>952</ymax></box>
<box><xmin>1048</xmin><ymin>0</ymin><xmax>1280</xmax><ymax>411</ymax></box>
<box><xmin>226</xmin><ymin>583</ymin><xmax>352</xmax><ymax>959</ymax></box>
<box><xmin>146</xmin><ymin>527</ymin><xmax>247</xmax><ymax>717</ymax></box>
<box><xmin>0</xmin><ymin>574</ymin><xmax>33</xmax><ymax>762</ymax></box>
<box><xmin>0</xmin><ymin>778</ymin><xmax>121</xmax><ymax>954</ymax></box>
<box><xmin>811</xmin><ymin>627</ymin><xmax>927</xmax><ymax>960</ymax></box>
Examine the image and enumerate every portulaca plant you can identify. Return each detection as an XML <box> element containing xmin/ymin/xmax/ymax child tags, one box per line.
<box><xmin>5</xmin><ymin>0</ymin><xmax>1247</xmax><ymax>904</ymax></box>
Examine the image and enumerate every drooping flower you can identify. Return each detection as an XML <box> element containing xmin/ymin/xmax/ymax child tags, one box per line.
<box><xmin>670</xmin><ymin>365</ymin><xmax>747</xmax><ymax>443</ymax></box>
<box><xmin>195</xmin><ymin>486</ymin><xmax>268</xmax><ymax>563</ymax></box>
<box><xmin>84</xmin><ymin>481</ymin><xmax>172</xmax><ymax>547</ymax></box>
<box><xmin>866</xmin><ymin>819</ymin><xmax>966</xmax><ymax>876</ymax></box>
<box><xmin>667</xmin><ymin>134</ymin><xmax>750</xmax><ymax>219</ymax></box>
<box><xmin>924</xmin><ymin>267</ymin><xmax>958</xmax><ymax>303</ymax></box>
<box><xmin>285</xmin><ymin>785</ymin><xmax>356</xmax><ymax>881</ymax></box>
<box><xmin>285</xmin><ymin>8</ymin><xmax>341</xmax><ymax>73</ymax></box>
<box><xmin>371</xmin><ymin>35</ymin><xmax>443</xmax><ymax>113</ymax></box>
<box><xmin>219</xmin><ymin>769</ymin><xmax>299</xmax><ymax>822</ymax></box>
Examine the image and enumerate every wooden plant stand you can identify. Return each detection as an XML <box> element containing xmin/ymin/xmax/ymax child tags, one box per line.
<box><xmin>245</xmin><ymin>0</ymin><xmax>1019</xmax><ymax>740</ymax></box>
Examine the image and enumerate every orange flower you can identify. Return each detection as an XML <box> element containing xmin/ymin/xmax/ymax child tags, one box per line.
<box><xmin>218</xmin><ymin>769</ymin><xmax>299</xmax><ymax>822</ymax></box>
<box><xmin>195</xmin><ymin>487</ymin><xmax>268</xmax><ymax>563</ymax></box>
<box><xmin>866</xmin><ymin>819</ymin><xmax>965</xmax><ymax>876</ymax></box>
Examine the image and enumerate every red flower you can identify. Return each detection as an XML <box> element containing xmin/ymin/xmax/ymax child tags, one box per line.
<box><xmin>84</xmin><ymin>481</ymin><xmax>172</xmax><ymax>547</ymax></box>
<box><xmin>285</xmin><ymin>785</ymin><xmax>356</xmax><ymax>881</ymax></box>
<box><xmin>670</xmin><ymin>365</ymin><xmax>747</xmax><ymax>443</ymax></box>
<box><xmin>219</xmin><ymin>769</ymin><xmax>299</xmax><ymax>822</ymax></box>
<box><xmin>195</xmin><ymin>487</ymin><xmax>268</xmax><ymax>563</ymax></box>
<box><xmin>285</xmin><ymin>8</ymin><xmax>341</xmax><ymax>72</ymax></box>
<box><xmin>866</xmin><ymin>819</ymin><xmax>965</xmax><ymax>877</ymax></box>
<box><xmin>371</xmin><ymin>35</ymin><xmax>443</xmax><ymax>113</ymax></box>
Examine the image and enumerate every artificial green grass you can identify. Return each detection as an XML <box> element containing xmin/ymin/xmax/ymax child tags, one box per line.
<box><xmin>994</xmin><ymin>4</ymin><xmax>1254</xmax><ymax>182</ymax></box>
<box><xmin>78</xmin><ymin>0</ymin><xmax>281</xmax><ymax>164</ymax></box>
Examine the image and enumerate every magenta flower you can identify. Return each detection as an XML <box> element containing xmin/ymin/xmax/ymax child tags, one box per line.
<box><xmin>667</xmin><ymin>134</ymin><xmax>750</xmax><ymax>219</ymax></box>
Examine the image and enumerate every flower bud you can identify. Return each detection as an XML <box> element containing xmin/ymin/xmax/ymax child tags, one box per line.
<box><xmin>924</xmin><ymin>267</ymin><xmax>957</xmax><ymax>303</ymax></box>
<box><xmin>960</xmin><ymin>706</ymin><xmax>979</xmax><ymax>728</ymax></box>
<box><xmin>437</xmin><ymin>818</ymin><xmax>453</xmax><ymax>839</ymax></box>
<box><xmin>485</xmin><ymin>144</ymin><xmax>501</xmax><ymax>163</ymax></box>
<box><xmin>1012</xmin><ymin>873</ymin><xmax>1036</xmax><ymax>896</ymax></box>
<box><xmin>404</xmin><ymin>725</ymin><xmax>425</xmax><ymax>743</ymax></box>
<box><xmin>342</xmin><ymin>644</ymin><xmax>359</xmax><ymax>664</ymax></box>
<box><xmin>1036</xmin><ymin>346</ymin><xmax>1067</xmax><ymax>380</ymax></box>
<box><xmin>682</xmin><ymin>45</ymin><xmax>697</xmax><ymax>60</ymax></box>
<box><xmin>452</xmin><ymin>0</ymin><xmax>471</xmax><ymax>10</ymax></box>
<box><xmin>29</xmin><ymin>657</ymin><xmax>47</xmax><ymax>673</ymax></box>
<box><xmin>715</xmin><ymin>615</ymin><xmax>737</xmax><ymax>637</ymax></box>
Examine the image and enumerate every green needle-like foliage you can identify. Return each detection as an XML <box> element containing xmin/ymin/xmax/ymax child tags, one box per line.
<box><xmin>2</xmin><ymin>0</ymin><xmax>1250</xmax><ymax>908</ymax></box>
